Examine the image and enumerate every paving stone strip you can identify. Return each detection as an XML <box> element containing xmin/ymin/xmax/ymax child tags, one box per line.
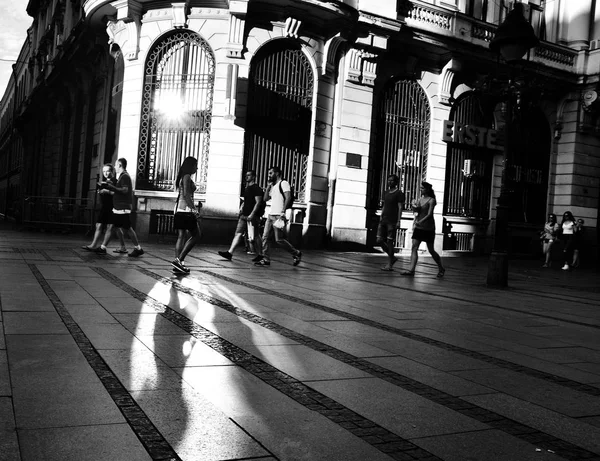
<box><xmin>91</xmin><ymin>267</ymin><xmax>443</xmax><ymax>461</ymax></box>
<box><xmin>189</xmin><ymin>268</ymin><xmax>600</xmax><ymax>398</ymax></box>
<box><xmin>29</xmin><ymin>264</ymin><xmax>182</xmax><ymax>461</ymax></box>
<box><xmin>116</xmin><ymin>267</ymin><xmax>600</xmax><ymax>461</ymax></box>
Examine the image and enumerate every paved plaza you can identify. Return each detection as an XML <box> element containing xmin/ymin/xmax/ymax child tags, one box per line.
<box><xmin>1</xmin><ymin>225</ymin><xmax>600</xmax><ymax>461</ymax></box>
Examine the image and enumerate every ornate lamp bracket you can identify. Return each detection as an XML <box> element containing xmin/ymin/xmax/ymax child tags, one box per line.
<box><xmin>107</xmin><ymin>0</ymin><xmax>142</xmax><ymax>61</ymax></box>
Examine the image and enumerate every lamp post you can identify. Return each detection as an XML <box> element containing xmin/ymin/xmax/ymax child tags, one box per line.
<box><xmin>486</xmin><ymin>3</ymin><xmax>539</xmax><ymax>287</ymax></box>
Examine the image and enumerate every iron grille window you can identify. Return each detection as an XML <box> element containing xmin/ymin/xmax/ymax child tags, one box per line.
<box><xmin>373</xmin><ymin>79</ymin><xmax>430</xmax><ymax>208</ymax></box>
<box><xmin>138</xmin><ymin>31</ymin><xmax>215</xmax><ymax>192</ymax></box>
<box><xmin>443</xmin><ymin>92</ymin><xmax>493</xmax><ymax>219</ymax></box>
<box><xmin>243</xmin><ymin>40</ymin><xmax>313</xmax><ymax>201</ymax></box>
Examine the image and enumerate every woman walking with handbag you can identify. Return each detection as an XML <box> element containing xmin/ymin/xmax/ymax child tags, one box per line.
<box><xmin>541</xmin><ymin>213</ymin><xmax>560</xmax><ymax>268</ymax></box>
<box><xmin>171</xmin><ymin>157</ymin><xmax>202</xmax><ymax>274</ymax></box>
<box><xmin>401</xmin><ymin>181</ymin><xmax>445</xmax><ymax>278</ymax></box>
<box><xmin>560</xmin><ymin>211</ymin><xmax>577</xmax><ymax>271</ymax></box>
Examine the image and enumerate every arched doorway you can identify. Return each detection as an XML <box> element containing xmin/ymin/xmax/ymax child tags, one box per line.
<box><xmin>443</xmin><ymin>91</ymin><xmax>494</xmax><ymax>220</ymax></box>
<box><xmin>242</xmin><ymin>40</ymin><xmax>313</xmax><ymax>201</ymax></box>
<box><xmin>371</xmin><ymin>79</ymin><xmax>430</xmax><ymax>208</ymax></box>
<box><xmin>137</xmin><ymin>30</ymin><xmax>215</xmax><ymax>192</ymax></box>
<box><xmin>507</xmin><ymin>106</ymin><xmax>551</xmax><ymax>224</ymax></box>
<box><xmin>369</xmin><ymin>78</ymin><xmax>430</xmax><ymax>247</ymax></box>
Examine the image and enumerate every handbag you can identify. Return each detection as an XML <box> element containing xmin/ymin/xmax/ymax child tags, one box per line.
<box><xmin>273</xmin><ymin>217</ymin><xmax>286</xmax><ymax>230</ymax></box>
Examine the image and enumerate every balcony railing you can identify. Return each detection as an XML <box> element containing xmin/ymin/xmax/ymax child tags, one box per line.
<box><xmin>405</xmin><ymin>1</ymin><xmax>577</xmax><ymax>71</ymax></box>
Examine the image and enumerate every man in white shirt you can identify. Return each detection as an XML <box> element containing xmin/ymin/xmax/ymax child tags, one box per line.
<box><xmin>254</xmin><ymin>166</ymin><xmax>302</xmax><ymax>267</ymax></box>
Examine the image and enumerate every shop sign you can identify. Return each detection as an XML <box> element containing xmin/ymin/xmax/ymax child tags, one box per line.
<box><xmin>441</xmin><ymin>120</ymin><xmax>501</xmax><ymax>151</ymax></box>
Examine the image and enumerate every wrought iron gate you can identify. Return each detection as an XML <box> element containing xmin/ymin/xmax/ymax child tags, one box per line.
<box><xmin>138</xmin><ymin>31</ymin><xmax>215</xmax><ymax>192</ymax></box>
<box><xmin>443</xmin><ymin>92</ymin><xmax>493</xmax><ymax>219</ymax></box>
<box><xmin>372</xmin><ymin>79</ymin><xmax>430</xmax><ymax>208</ymax></box>
<box><xmin>243</xmin><ymin>41</ymin><xmax>313</xmax><ymax>201</ymax></box>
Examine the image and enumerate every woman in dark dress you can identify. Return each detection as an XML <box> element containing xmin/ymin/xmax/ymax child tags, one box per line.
<box><xmin>81</xmin><ymin>163</ymin><xmax>125</xmax><ymax>252</ymax></box>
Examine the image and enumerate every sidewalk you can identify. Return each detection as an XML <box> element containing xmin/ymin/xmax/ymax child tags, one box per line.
<box><xmin>1</xmin><ymin>226</ymin><xmax>600</xmax><ymax>461</ymax></box>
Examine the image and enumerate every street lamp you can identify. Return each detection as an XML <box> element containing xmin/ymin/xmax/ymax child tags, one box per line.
<box><xmin>486</xmin><ymin>3</ymin><xmax>539</xmax><ymax>287</ymax></box>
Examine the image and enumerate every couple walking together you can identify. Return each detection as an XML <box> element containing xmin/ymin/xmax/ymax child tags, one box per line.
<box><xmin>378</xmin><ymin>174</ymin><xmax>445</xmax><ymax>277</ymax></box>
<box><xmin>218</xmin><ymin>166</ymin><xmax>302</xmax><ymax>267</ymax></box>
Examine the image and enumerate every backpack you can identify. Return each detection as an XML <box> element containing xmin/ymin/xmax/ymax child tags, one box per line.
<box><xmin>278</xmin><ymin>180</ymin><xmax>295</xmax><ymax>210</ymax></box>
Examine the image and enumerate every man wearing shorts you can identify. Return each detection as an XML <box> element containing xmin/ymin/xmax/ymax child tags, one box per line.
<box><xmin>377</xmin><ymin>174</ymin><xmax>405</xmax><ymax>271</ymax></box>
<box><xmin>100</xmin><ymin>158</ymin><xmax>144</xmax><ymax>257</ymax></box>
<box><xmin>218</xmin><ymin>170</ymin><xmax>264</xmax><ymax>261</ymax></box>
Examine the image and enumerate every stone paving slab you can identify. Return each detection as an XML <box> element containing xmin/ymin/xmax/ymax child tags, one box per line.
<box><xmin>176</xmin><ymin>365</ymin><xmax>394</xmax><ymax>461</ymax></box>
<box><xmin>464</xmin><ymin>393</ymin><xmax>600</xmax><ymax>454</ymax></box>
<box><xmin>451</xmin><ymin>367</ymin><xmax>600</xmax><ymax>417</ymax></box>
<box><xmin>2</xmin><ymin>231</ymin><xmax>600</xmax><ymax>460</ymax></box>
<box><xmin>413</xmin><ymin>429</ymin><xmax>565</xmax><ymax>461</ymax></box>
<box><xmin>0</xmin><ymin>397</ymin><xmax>20</xmax><ymax>461</ymax></box>
<box><xmin>308</xmin><ymin>377</ymin><xmax>488</xmax><ymax>439</ymax></box>
<box><xmin>18</xmin><ymin>424</ymin><xmax>152</xmax><ymax>461</ymax></box>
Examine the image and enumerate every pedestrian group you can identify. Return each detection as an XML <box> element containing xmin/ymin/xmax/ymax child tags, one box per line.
<box><xmin>84</xmin><ymin>159</ymin><xmax>587</xmax><ymax>276</ymax></box>
<box><xmin>541</xmin><ymin>211</ymin><xmax>585</xmax><ymax>270</ymax></box>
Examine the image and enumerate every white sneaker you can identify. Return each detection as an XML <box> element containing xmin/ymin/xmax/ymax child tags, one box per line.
<box><xmin>561</xmin><ymin>264</ymin><xmax>570</xmax><ymax>271</ymax></box>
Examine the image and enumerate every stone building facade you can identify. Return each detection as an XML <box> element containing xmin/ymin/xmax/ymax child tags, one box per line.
<box><xmin>1</xmin><ymin>0</ymin><xmax>599</xmax><ymax>260</ymax></box>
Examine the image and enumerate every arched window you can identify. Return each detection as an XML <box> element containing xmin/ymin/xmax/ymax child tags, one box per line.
<box><xmin>138</xmin><ymin>31</ymin><xmax>215</xmax><ymax>192</ymax></box>
<box><xmin>242</xmin><ymin>40</ymin><xmax>313</xmax><ymax>201</ymax></box>
<box><xmin>372</xmin><ymin>79</ymin><xmax>430</xmax><ymax>208</ymax></box>
<box><xmin>443</xmin><ymin>91</ymin><xmax>494</xmax><ymax>219</ymax></box>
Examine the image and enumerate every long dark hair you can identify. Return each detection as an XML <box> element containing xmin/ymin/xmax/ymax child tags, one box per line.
<box><xmin>561</xmin><ymin>211</ymin><xmax>575</xmax><ymax>225</ymax></box>
<box><xmin>547</xmin><ymin>213</ymin><xmax>557</xmax><ymax>224</ymax></box>
<box><xmin>421</xmin><ymin>181</ymin><xmax>436</xmax><ymax>200</ymax></box>
<box><xmin>176</xmin><ymin>157</ymin><xmax>198</xmax><ymax>189</ymax></box>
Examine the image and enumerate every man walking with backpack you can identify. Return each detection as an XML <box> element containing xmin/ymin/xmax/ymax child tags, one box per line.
<box><xmin>254</xmin><ymin>166</ymin><xmax>302</xmax><ymax>267</ymax></box>
<box><xmin>218</xmin><ymin>170</ymin><xmax>264</xmax><ymax>261</ymax></box>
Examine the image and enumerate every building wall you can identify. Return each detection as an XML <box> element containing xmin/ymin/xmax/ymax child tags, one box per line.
<box><xmin>0</xmin><ymin>0</ymin><xmax>597</xmax><ymax>261</ymax></box>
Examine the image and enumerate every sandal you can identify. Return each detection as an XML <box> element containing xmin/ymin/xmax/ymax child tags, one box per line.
<box><xmin>81</xmin><ymin>245</ymin><xmax>94</xmax><ymax>251</ymax></box>
<box><xmin>381</xmin><ymin>266</ymin><xmax>394</xmax><ymax>272</ymax></box>
<box><xmin>437</xmin><ymin>267</ymin><xmax>446</xmax><ymax>278</ymax></box>
<box><xmin>401</xmin><ymin>270</ymin><xmax>415</xmax><ymax>276</ymax></box>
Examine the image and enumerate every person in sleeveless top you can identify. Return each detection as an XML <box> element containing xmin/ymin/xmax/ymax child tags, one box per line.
<box><xmin>171</xmin><ymin>157</ymin><xmax>202</xmax><ymax>274</ymax></box>
<box><xmin>540</xmin><ymin>213</ymin><xmax>560</xmax><ymax>268</ymax></box>
<box><xmin>401</xmin><ymin>181</ymin><xmax>445</xmax><ymax>278</ymax></box>
<box><xmin>560</xmin><ymin>211</ymin><xmax>577</xmax><ymax>271</ymax></box>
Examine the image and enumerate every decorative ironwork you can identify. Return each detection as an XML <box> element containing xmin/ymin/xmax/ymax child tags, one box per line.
<box><xmin>138</xmin><ymin>31</ymin><xmax>215</xmax><ymax>192</ymax></box>
<box><xmin>443</xmin><ymin>92</ymin><xmax>493</xmax><ymax>219</ymax></box>
<box><xmin>242</xmin><ymin>40</ymin><xmax>313</xmax><ymax>201</ymax></box>
<box><xmin>373</xmin><ymin>79</ymin><xmax>430</xmax><ymax>208</ymax></box>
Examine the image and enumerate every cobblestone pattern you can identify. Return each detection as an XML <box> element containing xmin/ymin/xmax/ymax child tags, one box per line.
<box><xmin>345</xmin><ymin>274</ymin><xmax>600</xmax><ymax>329</ymax></box>
<box><xmin>30</xmin><ymin>264</ymin><xmax>182</xmax><ymax>461</ymax></box>
<box><xmin>134</xmin><ymin>267</ymin><xmax>600</xmax><ymax>461</ymax></box>
<box><xmin>200</xmin><ymin>269</ymin><xmax>600</xmax><ymax>398</ymax></box>
<box><xmin>94</xmin><ymin>267</ymin><xmax>443</xmax><ymax>461</ymax></box>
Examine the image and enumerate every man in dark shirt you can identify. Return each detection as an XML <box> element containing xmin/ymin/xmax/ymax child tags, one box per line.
<box><xmin>377</xmin><ymin>174</ymin><xmax>405</xmax><ymax>271</ymax></box>
<box><xmin>218</xmin><ymin>170</ymin><xmax>264</xmax><ymax>261</ymax></box>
